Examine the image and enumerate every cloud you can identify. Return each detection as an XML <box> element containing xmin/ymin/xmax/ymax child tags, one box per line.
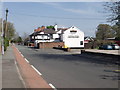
<box><xmin>61</xmin><ymin>8</ymin><xmax>91</xmax><ymax>14</ymax></box>
<box><xmin>43</xmin><ymin>2</ymin><xmax>100</xmax><ymax>15</ymax></box>
<box><xmin>1</xmin><ymin>0</ymin><xmax>119</xmax><ymax>2</ymax></box>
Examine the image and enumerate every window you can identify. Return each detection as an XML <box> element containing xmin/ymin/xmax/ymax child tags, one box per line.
<box><xmin>70</xmin><ymin>30</ymin><xmax>77</xmax><ymax>34</ymax></box>
<box><xmin>80</xmin><ymin>41</ymin><xmax>83</xmax><ymax>45</ymax></box>
<box><xmin>50</xmin><ymin>34</ymin><xmax>53</xmax><ymax>39</ymax></box>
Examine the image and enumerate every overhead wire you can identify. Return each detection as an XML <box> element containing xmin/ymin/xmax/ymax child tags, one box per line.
<box><xmin>10</xmin><ymin>12</ymin><xmax>105</xmax><ymax>20</ymax></box>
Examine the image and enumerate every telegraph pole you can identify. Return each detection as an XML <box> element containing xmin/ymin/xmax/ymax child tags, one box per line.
<box><xmin>4</xmin><ymin>8</ymin><xmax>8</xmax><ymax>38</ymax></box>
<box><xmin>2</xmin><ymin>8</ymin><xmax>9</xmax><ymax>53</ymax></box>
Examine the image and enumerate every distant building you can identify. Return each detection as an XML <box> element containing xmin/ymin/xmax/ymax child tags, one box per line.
<box><xmin>29</xmin><ymin>25</ymin><xmax>84</xmax><ymax>49</ymax></box>
<box><xmin>84</xmin><ymin>36</ymin><xmax>94</xmax><ymax>44</ymax></box>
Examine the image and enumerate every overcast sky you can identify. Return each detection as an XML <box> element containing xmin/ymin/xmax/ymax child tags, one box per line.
<box><xmin>2</xmin><ymin>2</ymin><xmax>110</xmax><ymax>37</ymax></box>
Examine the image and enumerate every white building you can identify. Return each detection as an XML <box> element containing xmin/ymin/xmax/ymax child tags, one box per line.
<box><xmin>29</xmin><ymin>25</ymin><xmax>84</xmax><ymax>48</ymax></box>
<box><xmin>60</xmin><ymin>26</ymin><xmax>84</xmax><ymax>48</ymax></box>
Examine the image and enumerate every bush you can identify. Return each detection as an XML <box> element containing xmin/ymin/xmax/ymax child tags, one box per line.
<box><xmin>4</xmin><ymin>37</ymin><xmax>9</xmax><ymax>51</ymax></box>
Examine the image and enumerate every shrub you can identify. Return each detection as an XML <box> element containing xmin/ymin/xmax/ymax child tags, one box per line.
<box><xmin>4</xmin><ymin>37</ymin><xmax>9</xmax><ymax>51</ymax></box>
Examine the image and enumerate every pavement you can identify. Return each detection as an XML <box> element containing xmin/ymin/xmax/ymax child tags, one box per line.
<box><xmin>0</xmin><ymin>49</ymin><xmax>2</xmax><ymax>89</ymax></box>
<box><xmin>54</xmin><ymin>48</ymin><xmax>120</xmax><ymax>55</ymax></box>
<box><xmin>2</xmin><ymin>45</ymin><xmax>25</xmax><ymax>88</ymax></box>
<box><xmin>84</xmin><ymin>49</ymin><xmax>120</xmax><ymax>55</ymax></box>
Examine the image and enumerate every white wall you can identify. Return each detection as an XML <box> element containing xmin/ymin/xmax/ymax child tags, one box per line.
<box><xmin>63</xmin><ymin>26</ymin><xmax>84</xmax><ymax>48</ymax></box>
<box><xmin>36</xmin><ymin>35</ymin><xmax>49</xmax><ymax>39</ymax></box>
<box><xmin>53</xmin><ymin>34</ymin><xmax>59</xmax><ymax>39</ymax></box>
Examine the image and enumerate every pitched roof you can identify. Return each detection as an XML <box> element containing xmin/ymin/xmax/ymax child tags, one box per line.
<box><xmin>43</xmin><ymin>28</ymin><xmax>56</xmax><ymax>34</ymax></box>
<box><xmin>30</xmin><ymin>28</ymin><xmax>56</xmax><ymax>36</ymax></box>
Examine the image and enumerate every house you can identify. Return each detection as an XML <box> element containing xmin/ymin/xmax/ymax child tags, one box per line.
<box><xmin>29</xmin><ymin>25</ymin><xmax>84</xmax><ymax>49</ymax></box>
<box><xmin>84</xmin><ymin>36</ymin><xmax>94</xmax><ymax>44</ymax></box>
<box><xmin>59</xmin><ymin>26</ymin><xmax>84</xmax><ymax>48</ymax></box>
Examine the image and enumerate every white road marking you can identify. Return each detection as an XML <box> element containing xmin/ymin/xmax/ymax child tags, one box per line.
<box><xmin>14</xmin><ymin>60</ymin><xmax>17</xmax><ymax>65</ymax></box>
<box><xmin>25</xmin><ymin>58</ymin><xmax>29</xmax><ymax>63</ymax></box>
<box><xmin>21</xmin><ymin>54</ymin><xmax>24</xmax><ymax>57</ymax></box>
<box><xmin>15</xmin><ymin>47</ymin><xmax>22</xmax><ymax>55</ymax></box>
<box><xmin>16</xmin><ymin>48</ymin><xmax>18</xmax><ymax>50</ymax></box>
<box><xmin>31</xmin><ymin>65</ymin><xmax>42</xmax><ymax>76</ymax></box>
<box><xmin>49</xmin><ymin>83</ymin><xmax>57</xmax><ymax>90</ymax></box>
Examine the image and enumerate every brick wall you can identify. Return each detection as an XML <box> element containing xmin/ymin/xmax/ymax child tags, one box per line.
<box><xmin>39</xmin><ymin>42</ymin><xmax>64</xmax><ymax>49</ymax></box>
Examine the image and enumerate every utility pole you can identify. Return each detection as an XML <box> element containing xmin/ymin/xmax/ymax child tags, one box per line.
<box><xmin>4</xmin><ymin>8</ymin><xmax>8</xmax><ymax>38</ymax></box>
<box><xmin>3</xmin><ymin>8</ymin><xmax>9</xmax><ymax>52</ymax></box>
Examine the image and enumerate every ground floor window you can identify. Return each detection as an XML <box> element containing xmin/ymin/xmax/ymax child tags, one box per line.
<box><xmin>80</xmin><ymin>41</ymin><xmax>83</xmax><ymax>45</ymax></box>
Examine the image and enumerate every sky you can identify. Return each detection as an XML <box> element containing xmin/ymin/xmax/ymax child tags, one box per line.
<box><xmin>1</xmin><ymin>2</ymin><xmax>111</xmax><ymax>37</ymax></box>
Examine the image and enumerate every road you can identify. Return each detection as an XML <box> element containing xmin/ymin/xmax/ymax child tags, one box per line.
<box><xmin>16</xmin><ymin>45</ymin><xmax>119</xmax><ymax>88</ymax></box>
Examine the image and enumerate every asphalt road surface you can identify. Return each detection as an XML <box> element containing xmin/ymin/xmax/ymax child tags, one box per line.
<box><xmin>16</xmin><ymin>45</ymin><xmax>119</xmax><ymax>88</ymax></box>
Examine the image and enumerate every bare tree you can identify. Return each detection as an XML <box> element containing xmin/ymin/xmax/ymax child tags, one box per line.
<box><xmin>104</xmin><ymin>1</ymin><xmax>120</xmax><ymax>24</ymax></box>
<box><xmin>22</xmin><ymin>32</ymin><xmax>29</xmax><ymax>45</ymax></box>
<box><xmin>104</xmin><ymin>1</ymin><xmax>120</xmax><ymax>40</ymax></box>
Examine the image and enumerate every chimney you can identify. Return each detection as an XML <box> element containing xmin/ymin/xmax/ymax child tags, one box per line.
<box><xmin>34</xmin><ymin>29</ymin><xmax>37</xmax><ymax>32</ymax></box>
<box><xmin>37</xmin><ymin>27</ymin><xmax>41</xmax><ymax>31</ymax></box>
<box><xmin>54</xmin><ymin>24</ymin><xmax>57</xmax><ymax>31</ymax></box>
<box><xmin>41</xmin><ymin>26</ymin><xmax>45</xmax><ymax>30</ymax></box>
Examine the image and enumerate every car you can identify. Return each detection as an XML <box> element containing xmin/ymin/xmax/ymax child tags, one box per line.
<box><xmin>99</xmin><ymin>45</ymin><xmax>113</xmax><ymax>50</ymax></box>
<box><xmin>111</xmin><ymin>44</ymin><xmax>120</xmax><ymax>50</ymax></box>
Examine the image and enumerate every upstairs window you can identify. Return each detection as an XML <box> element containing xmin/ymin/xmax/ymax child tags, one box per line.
<box><xmin>70</xmin><ymin>30</ymin><xmax>77</xmax><ymax>34</ymax></box>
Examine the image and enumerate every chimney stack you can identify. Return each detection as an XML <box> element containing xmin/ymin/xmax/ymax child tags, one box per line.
<box><xmin>54</xmin><ymin>24</ymin><xmax>57</xmax><ymax>31</ymax></box>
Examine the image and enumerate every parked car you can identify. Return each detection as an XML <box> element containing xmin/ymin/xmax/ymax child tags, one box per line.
<box><xmin>99</xmin><ymin>45</ymin><xmax>113</xmax><ymax>50</ymax></box>
<box><xmin>111</xmin><ymin>44</ymin><xmax>120</xmax><ymax>50</ymax></box>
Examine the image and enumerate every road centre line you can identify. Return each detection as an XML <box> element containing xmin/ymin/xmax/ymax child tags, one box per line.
<box><xmin>49</xmin><ymin>83</ymin><xmax>57</xmax><ymax>90</ymax></box>
<box><xmin>25</xmin><ymin>58</ymin><xmax>29</xmax><ymax>63</ymax></box>
<box><xmin>31</xmin><ymin>65</ymin><xmax>42</xmax><ymax>76</ymax></box>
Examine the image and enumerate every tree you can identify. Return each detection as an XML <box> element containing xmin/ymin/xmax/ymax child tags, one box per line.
<box><xmin>104</xmin><ymin>1</ymin><xmax>120</xmax><ymax>40</ymax></box>
<box><xmin>112</xmin><ymin>25</ymin><xmax>120</xmax><ymax>40</ymax></box>
<box><xmin>46</xmin><ymin>25</ymin><xmax>54</xmax><ymax>29</ymax></box>
<box><xmin>104</xmin><ymin>1</ymin><xmax>120</xmax><ymax>24</ymax></box>
<box><xmin>22</xmin><ymin>32</ymin><xmax>29</xmax><ymax>41</ymax></box>
<box><xmin>3</xmin><ymin>20</ymin><xmax>15</xmax><ymax>40</ymax></box>
<box><xmin>11</xmin><ymin>32</ymin><xmax>23</xmax><ymax>43</ymax></box>
<box><xmin>96</xmin><ymin>24</ymin><xmax>114</xmax><ymax>40</ymax></box>
<box><xmin>17</xmin><ymin>36</ymin><xmax>22</xmax><ymax>43</ymax></box>
<box><xmin>22</xmin><ymin>32</ymin><xmax>29</xmax><ymax>45</ymax></box>
<box><xmin>0</xmin><ymin>19</ymin><xmax>16</xmax><ymax>51</ymax></box>
<box><xmin>0</xmin><ymin>19</ymin><xmax>2</xmax><ymax>52</ymax></box>
<box><xmin>0</xmin><ymin>18</ymin><xmax>2</xmax><ymax>33</ymax></box>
